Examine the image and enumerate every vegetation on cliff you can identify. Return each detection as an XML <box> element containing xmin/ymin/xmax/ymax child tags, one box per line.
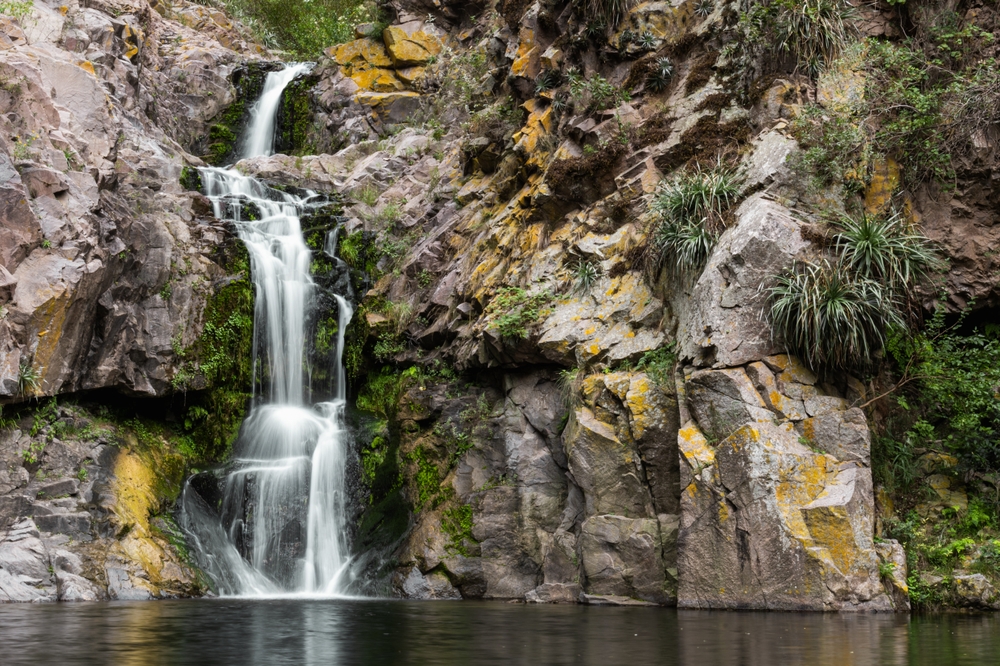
<box><xmin>208</xmin><ymin>0</ymin><xmax>375</xmax><ymax>57</ymax></box>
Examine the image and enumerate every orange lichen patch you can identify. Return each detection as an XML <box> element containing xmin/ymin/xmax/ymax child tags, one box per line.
<box><xmin>76</xmin><ymin>60</ymin><xmax>97</xmax><ymax>76</ymax></box>
<box><xmin>331</xmin><ymin>38</ymin><xmax>393</xmax><ymax>67</ymax></box>
<box><xmin>512</xmin><ymin>100</ymin><xmax>554</xmax><ymax>158</ymax></box>
<box><xmin>864</xmin><ymin>157</ymin><xmax>900</xmax><ymax>214</ymax></box>
<box><xmin>610</xmin><ymin>1</ymin><xmax>693</xmax><ymax>49</ymax></box>
<box><xmin>31</xmin><ymin>293</ymin><xmax>71</xmax><ymax>395</ymax></box>
<box><xmin>350</xmin><ymin>66</ymin><xmax>405</xmax><ymax>92</ymax></box>
<box><xmin>509</xmin><ymin>27</ymin><xmax>538</xmax><ymax>79</ymax></box>
<box><xmin>765</xmin><ymin>353</ymin><xmax>817</xmax><ymax>386</ymax></box>
<box><xmin>110</xmin><ymin>449</ymin><xmax>159</xmax><ymax>536</ymax></box>
<box><xmin>678</xmin><ymin>422</ymin><xmax>715</xmax><ymax>472</ymax></box>
<box><xmin>382</xmin><ymin>26</ymin><xmax>442</xmax><ymax>67</ymax></box>
<box><xmin>395</xmin><ymin>66</ymin><xmax>426</xmax><ymax>86</ymax></box>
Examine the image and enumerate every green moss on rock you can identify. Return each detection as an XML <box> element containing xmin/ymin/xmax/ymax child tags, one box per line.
<box><xmin>203</xmin><ymin>63</ymin><xmax>282</xmax><ymax>166</ymax></box>
<box><xmin>173</xmin><ymin>243</ymin><xmax>255</xmax><ymax>463</ymax></box>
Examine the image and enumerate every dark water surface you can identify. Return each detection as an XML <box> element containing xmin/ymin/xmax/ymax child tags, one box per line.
<box><xmin>0</xmin><ymin>598</ymin><xmax>997</xmax><ymax>665</ymax></box>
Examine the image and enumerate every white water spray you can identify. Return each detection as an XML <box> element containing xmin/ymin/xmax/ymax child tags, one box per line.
<box><xmin>240</xmin><ymin>63</ymin><xmax>313</xmax><ymax>160</ymax></box>
<box><xmin>180</xmin><ymin>64</ymin><xmax>355</xmax><ymax>596</ymax></box>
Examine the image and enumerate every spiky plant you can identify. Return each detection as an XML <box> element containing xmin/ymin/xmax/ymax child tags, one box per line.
<box><xmin>834</xmin><ymin>210</ymin><xmax>940</xmax><ymax>290</ymax></box>
<box><xmin>646</xmin><ymin>57</ymin><xmax>674</xmax><ymax>92</ymax></box>
<box><xmin>558</xmin><ymin>367</ymin><xmax>581</xmax><ymax>407</ymax></box>
<box><xmin>694</xmin><ymin>0</ymin><xmax>714</xmax><ymax>17</ymax></box>
<box><xmin>652</xmin><ymin>163</ymin><xmax>741</xmax><ymax>273</ymax></box>
<box><xmin>773</xmin><ymin>0</ymin><xmax>856</xmax><ymax>73</ymax></box>
<box><xmin>535</xmin><ymin>69</ymin><xmax>560</xmax><ymax>95</ymax></box>
<box><xmin>618</xmin><ymin>29</ymin><xmax>635</xmax><ymax>50</ymax></box>
<box><xmin>637</xmin><ymin>31</ymin><xmax>657</xmax><ymax>51</ymax></box>
<box><xmin>584</xmin><ymin>21</ymin><xmax>606</xmax><ymax>40</ymax></box>
<box><xmin>769</xmin><ymin>260</ymin><xmax>905</xmax><ymax>371</ymax></box>
<box><xmin>573</xmin><ymin>259</ymin><xmax>601</xmax><ymax>293</ymax></box>
<box><xmin>588</xmin><ymin>0</ymin><xmax>629</xmax><ymax>30</ymax></box>
<box><xmin>17</xmin><ymin>362</ymin><xmax>40</xmax><ymax>397</ymax></box>
<box><xmin>654</xmin><ymin>217</ymin><xmax>718</xmax><ymax>275</ymax></box>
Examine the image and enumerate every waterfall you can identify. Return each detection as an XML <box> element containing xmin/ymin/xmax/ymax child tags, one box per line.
<box><xmin>179</xmin><ymin>64</ymin><xmax>355</xmax><ymax>596</ymax></box>
<box><xmin>240</xmin><ymin>63</ymin><xmax>313</xmax><ymax>160</ymax></box>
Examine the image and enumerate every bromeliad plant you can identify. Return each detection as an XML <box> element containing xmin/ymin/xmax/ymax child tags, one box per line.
<box><xmin>652</xmin><ymin>163</ymin><xmax>742</xmax><ymax>274</ymax></box>
<box><xmin>768</xmin><ymin>208</ymin><xmax>939</xmax><ymax>372</ymax></box>
<box><xmin>769</xmin><ymin>260</ymin><xmax>905</xmax><ymax>371</ymax></box>
<box><xmin>834</xmin><ymin>210</ymin><xmax>941</xmax><ymax>291</ymax></box>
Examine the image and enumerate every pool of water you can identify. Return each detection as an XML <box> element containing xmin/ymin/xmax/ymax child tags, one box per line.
<box><xmin>0</xmin><ymin>599</ymin><xmax>996</xmax><ymax>665</ymax></box>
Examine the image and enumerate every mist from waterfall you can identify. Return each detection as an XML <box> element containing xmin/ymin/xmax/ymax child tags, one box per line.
<box><xmin>179</xmin><ymin>63</ymin><xmax>355</xmax><ymax>596</ymax></box>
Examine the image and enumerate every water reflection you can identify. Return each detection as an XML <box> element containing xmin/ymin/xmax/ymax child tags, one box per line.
<box><xmin>0</xmin><ymin>600</ymin><xmax>996</xmax><ymax>665</ymax></box>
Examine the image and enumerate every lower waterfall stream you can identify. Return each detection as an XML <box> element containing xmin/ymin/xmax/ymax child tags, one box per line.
<box><xmin>179</xmin><ymin>63</ymin><xmax>356</xmax><ymax>596</ymax></box>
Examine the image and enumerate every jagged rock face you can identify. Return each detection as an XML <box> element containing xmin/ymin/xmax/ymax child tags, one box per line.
<box><xmin>676</xmin><ymin>359</ymin><xmax>893</xmax><ymax>611</ymax></box>
<box><xmin>0</xmin><ymin>0</ymin><xmax>260</xmax><ymax>400</ymax></box>
<box><xmin>0</xmin><ymin>407</ymin><xmax>201</xmax><ymax>602</ymax></box>
<box><xmin>391</xmin><ymin>369</ymin><xmax>679</xmax><ymax>605</ymax></box>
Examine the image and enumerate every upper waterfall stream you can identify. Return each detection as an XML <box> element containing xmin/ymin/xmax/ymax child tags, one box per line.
<box><xmin>180</xmin><ymin>63</ymin><xmax>355</xmax><ymax>596</ymax></box>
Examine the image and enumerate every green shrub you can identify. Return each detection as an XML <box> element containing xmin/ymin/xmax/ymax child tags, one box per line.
<box><xmin>17</xmin><ymin>362</ymin><xmax>40</xmax><ymax>397</ymax></box>
<box><xmin>768</xmin><ymin>260</ymin><xmax>904</xmax><ymax>371</ymax></box>
<box><xmin>485</xmin><ymin>287</ymin><xmax>553</xmax><ymax>341</ymax></box>
<box><xmin>646</xmin><ymin>57</ymin><xmax>675</xmax><ymax>93</ymax></box>
<box><xmin>862</xmin><ymin>19</ymin><xmax>997</xmax><ymax>186</ymax></box>
<box><xmin>572</xmin><ymin>259</ymin><xmax>600</xmax><ymax>293</ymax></box>
<box><xmin>635</xmin><ymin>343</ymin><xmax>677</xmax><ymax>387</ymax></box>
<box><xmin>789</xmin><ymin>103</ymin><xmax>868</xmax><ymax>189</ymax></box>
<box><xmin>210</xmin><ymin>0</ymin><xmax>374</xmax><ymax>58</ymax></box>
<box><xmin>724</xmin><ymin>0</ymin><xmax>856</xmax><ymax>95</ymax></box>
<box><xmin>887</xmin><ymin>311</ymin><xmax>1000</xmax><ymax>473</ymax></box>
<box><xmin>356</xmin><ymin>367</ymin><xmax>413</xmax><ymax>420</ymax></box>
<box><xmin>441</xmin><ymin>504</ymin><xmax>477</xmax><ymax>556</ymax></box>
<box><xmin>0</xmin><ymin>1</ymin><xmax>33</xmax><ymax>22</ymax></box>
<box><xmin>652</xmin><ymin>163</ymin><xmax>741</xmax><ymax>274</ymax></box>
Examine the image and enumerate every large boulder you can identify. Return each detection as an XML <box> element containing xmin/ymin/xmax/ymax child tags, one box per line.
<box><xmin>678</xmin><ymin>419</ymin><xmax>891</xmax><ymax>611</ymax></box>
<box><xmin>674</xmin><ymin>194</ymin><xmax>811</xmax><ymax>368</ymax></box>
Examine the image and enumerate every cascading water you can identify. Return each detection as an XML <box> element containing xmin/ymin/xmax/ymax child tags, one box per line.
<box><xmin>179</xmin><ymin>63</ymin><xmax>356</xmax><ymax>596</ymax></box>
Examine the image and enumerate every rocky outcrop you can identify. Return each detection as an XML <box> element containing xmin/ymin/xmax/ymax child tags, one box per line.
<box><xmin>0</xmin><ymin>0</ymin><xmax>260</xmax><ymax>400</ymax></box>
<box><xmin>386</xmin><ymin>368</ymin><xmax>678</xmax><ymax>605</ymax></box>
<box><xmin>0</xmin><ymin>404</ymin><xmax>202</xmax><ymax>602</ymax></box>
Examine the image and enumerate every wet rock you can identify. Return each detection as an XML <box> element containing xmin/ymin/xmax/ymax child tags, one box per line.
<box><xmin>579</xmin><ymin>514</ymin><xmax>676</xmax><ymax>604</ymax></box>
<box><xmin>951</xmin><ymin>574</ymin><xmax>1000</xmax><ymax>610</ymax></box>
<box><xmin>875</xmin><ymin>539</ymin><xmax>909</xmax><ymax>611</ymax></box>
<box><xmin>564</xmin><ymin>407</ymin><xmax>654</xmax><ymax>518</ymax></box>
<box><xmin>0</xmin><ymin>519</ymin><xmax>56</xmax><ymax>602</ymax></box>
<box><xmin>525</xmin><ymin>582</ymin><xmax>581</xmax><ymax>603</ymax></box>
<box><xmin>382</xmin><ymin>26</ymin><xmax>442</xmax><ymax>67</ymax></box>
<box><xmin>395</xmin><ymin>566</ymin><xmax>462</xmax><ymax>600</ymax></box>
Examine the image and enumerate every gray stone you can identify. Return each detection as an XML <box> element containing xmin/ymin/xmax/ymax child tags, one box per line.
<box><xmin>951</xmin><ymin>574</ymin><xmax>1000</xmax><ymax>610</ymax></box>
<box><xmin>678</xmin><ymin>421</ymin><xmax>890</xmax><ymax>611</ymax></box>
<box><xmin>801</xmin><ymin>408</ymin><xmax>871</xmax><ymax>465</ymax></box>
<box><xmin>0</xmin><ymin>519</ymin><xmax>57</xmax><ymax>602</ymax></box>
<box><xmin>675</xmin><ymin>195</ymin><xmax>811</xmax><ymax>368</ymax></box>
<box><xmin>579</xmin><ymin>514</ymin><xmax>676</xmax><ymax>604</ymax></box>
<box><xmin>34</xmin><ymin>512</ymin><xmax>92</xmax><ymax>538</ymax></box>
<box><xmin>686</xmin><ymin>368</ymin><xmax>772</xmax><ymax>442</ymax></box>
<box><xmin>396</xmin><ymin>566</ymin><xmax>462</xmax><ymax>600</ymax></box>
<box><xmin>875</xmin><ymin>539</ymin><xmax>909</xmax><ymax>611</ymax></box>
<box><xmin>525</xmin><ymin>583</ymin><xmax>581</xmax><ymax>603</ymax></box>
<box><xmin>564</xmin><ymin>407</ymin><xmax>654</xmax><ymax>518</ymax></box>
<box><xmin>37</xmin><ymin>478</ymin><xmax>79</xmax><ymax>498</ymax></box>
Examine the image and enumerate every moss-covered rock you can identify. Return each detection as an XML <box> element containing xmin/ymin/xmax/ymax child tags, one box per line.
<box><xmin>202</xmin><ymin>62</ymin><xmax>284</xmax><ymax>165</ymax></box>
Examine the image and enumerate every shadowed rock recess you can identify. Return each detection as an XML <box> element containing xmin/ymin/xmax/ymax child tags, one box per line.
<box><xmin>2</xmin><ymin>0</ymin><xmax>1000</xmax><ymax>611</ymax></box>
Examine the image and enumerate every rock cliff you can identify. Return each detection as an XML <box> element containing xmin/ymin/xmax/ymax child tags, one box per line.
<box><xmin>3</xmin><ymin>0</ymin><xmax>1000</xmax><ymax>611</ymax></box>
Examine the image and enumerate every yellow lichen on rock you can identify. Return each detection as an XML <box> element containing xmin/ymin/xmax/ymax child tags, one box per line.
<box><xmin>382</xmin><ymin>26</ymin><xmax>442</xmax><ymax>67</ymax></box>
<box><xmin>864</xmin><ymin>157</ymin><xmax>900</xmax><ymax>214</ymax></box>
